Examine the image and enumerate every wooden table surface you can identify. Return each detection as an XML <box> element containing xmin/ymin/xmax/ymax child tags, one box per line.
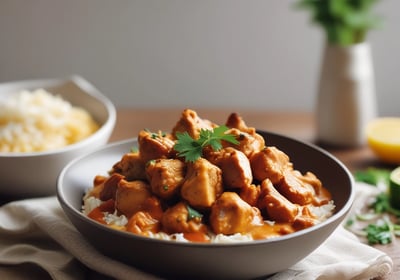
<box><xmin>110</xmin><ymin>108</ymin><xmax>399</xmax><ymax>280</ymax></box>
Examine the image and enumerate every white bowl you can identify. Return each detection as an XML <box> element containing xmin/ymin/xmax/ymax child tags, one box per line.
<box><xmin>57</xmin><ymin>131</ymin><xmax>354</xmax><ymax>280</ymax></box>
<box><xmin>0</xmin><ymin>76</ymin><xmax>116</xmax><ymax>197</ymax></box>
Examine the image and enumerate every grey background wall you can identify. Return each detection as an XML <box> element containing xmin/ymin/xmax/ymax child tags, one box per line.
<box><xmin>0</xmin><ymin>0</ymin><xmax>398</xmax><ymax>115</ymax></box>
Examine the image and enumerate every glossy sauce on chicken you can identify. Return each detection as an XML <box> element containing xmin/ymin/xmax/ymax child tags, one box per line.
<box><xmin>82</xmin><ymin>109</ymin><xmax>334</xmax><ymax>243</ymax></box>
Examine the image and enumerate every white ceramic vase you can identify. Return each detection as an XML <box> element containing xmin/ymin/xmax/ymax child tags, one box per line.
<box><xmin>316</xmin><ymin>42</ymin><xmax>377</xmax><ymax>147</ymax></box>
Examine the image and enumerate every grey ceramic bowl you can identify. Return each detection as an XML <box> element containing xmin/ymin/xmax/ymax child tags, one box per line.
<box><xmin>57</xmin><ymin>131</ymin><xmax>354</xmax><ymax>280</ymax></box>
<box><xmin>0</xmin><ymin>76</ymin><xmax>116</xmax><ymax>197</ymax></box>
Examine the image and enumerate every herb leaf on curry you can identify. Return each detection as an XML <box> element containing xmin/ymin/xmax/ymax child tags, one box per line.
<box><xmin>174</xmin><ymin>125</ymin><xmax>239</xmax><ymax>162</ymax></box>
<box><xmin>186</xmin><ymin>205</ymin><xmax>203</xmax><ymax>221</ymax></box>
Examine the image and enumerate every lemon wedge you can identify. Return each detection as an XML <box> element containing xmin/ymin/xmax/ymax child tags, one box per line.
<box><xmin>389</xmin><ymin>166</ymin><xmax>400</xmax><ymax>209</ymax></box>
<box><xmin>366</xmin><ymin>118</ymin><xmax>400</xmax><ymax>164</ymax></box>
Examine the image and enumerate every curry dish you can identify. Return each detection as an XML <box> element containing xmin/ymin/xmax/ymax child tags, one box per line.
<box><xmin>82</xmin><ymin>109</ymin><xmax>334</xmax><ymax>243</ymax></box>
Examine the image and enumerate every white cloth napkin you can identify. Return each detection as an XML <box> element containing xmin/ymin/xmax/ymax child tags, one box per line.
<box><xmin>0</xmin><ymin>182</ymin><xmax>393</xmax><ymax>280</ymax></box>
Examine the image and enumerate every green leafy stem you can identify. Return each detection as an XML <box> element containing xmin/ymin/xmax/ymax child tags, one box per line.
<box><xmin>174</xmin><ymin>125</ymin><xmax>239</xmax><ymax>163</ymax></box>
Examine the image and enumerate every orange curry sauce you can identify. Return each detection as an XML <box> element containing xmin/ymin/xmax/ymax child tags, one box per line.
<box><xmin>87</xmin><ymin>187</ymin><xmax>332</xmax><ymax>243</ymax></box>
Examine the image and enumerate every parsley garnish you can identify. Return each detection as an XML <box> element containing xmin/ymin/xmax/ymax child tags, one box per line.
<box><xmin>147</xmin><ymin>129</ymin><xmax>166</xmax><ymax>139</ymax></box>
<box><xmin>186</xmin><ymin>205</ymin><xmax>203</xmax><ymax>221</ymax></box>
<box><xmin>363</xmin><ymin>218</ymin><xmax>394</xmax><ymax>245</ymax></box>
<box><xmin>173</xmin><ymin>125</ymin><xmax>239</xmax><ymax>162</ymax></box>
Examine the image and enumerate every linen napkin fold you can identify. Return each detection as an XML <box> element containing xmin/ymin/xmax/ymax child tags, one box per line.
<box><xmin>0</xmin><ymin>182</ymin><xmax>394</xmax><ymax>280</ymax></box>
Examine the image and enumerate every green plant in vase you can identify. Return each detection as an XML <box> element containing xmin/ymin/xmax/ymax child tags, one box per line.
<box><xmin>296</xmin><ymin>0</ymin><xmax>382</xmax><ymax>147</ymax></box>
<box><xmin>296</xmin><ymin>0</ymin><xmax>381</xmax><ymax>46</ymax></box>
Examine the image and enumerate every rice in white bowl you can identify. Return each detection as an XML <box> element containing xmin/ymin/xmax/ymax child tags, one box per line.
<box><xmin>0</xmin><ymin>89</ymin><xmax>99</xmax><ymax>152</ymax></box>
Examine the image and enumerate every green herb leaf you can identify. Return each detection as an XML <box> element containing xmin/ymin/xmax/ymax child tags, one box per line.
<box><xmin>149</xmin><ymin>130</ymin><xmax>166</xmax><ymax>139</ymax></box>
<box><xmin>186</xmin><ymin>205</ymin><xmax>203</xmax><ymax>221</ymax></box>
<box><xmin>345</xmin><ymin>218</ymin><xmax>354</xmax><ymax>227</ymax></box>
<box><xmin>364</xmin><ymin>222</ymin><xmax>392</xmax><ymax>245</ymax></box>
<box><xmin>371</xmin><ymin>192</ymin><xmax>400</xmax><ymax>217</ymax></box>
<box><xmin>174</xmin><ymin>125</ymin><xmax>239</xmax><ymax>162</ymax></box>
<box><xmin>173</xmin><ymin>131</ymin><xmax>203</xmax><ymax>162</ymax></box>
<box><xmin>354</xmin><ymin>167</ymin><xmax>390</xmax><ymax>186</ymax></box>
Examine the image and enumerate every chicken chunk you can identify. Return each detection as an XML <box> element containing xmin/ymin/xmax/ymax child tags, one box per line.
<box><xmin>302</xmin><ymin>171</ymin><xmax>322</xmax><ymax>193</ymax></box>
<box><xmin>292</xmin><ymin>206</ymin><xmax>318</xmax><ymax>230</ymax></box>
<box><xmin>277</xmin><ymin>169</ymin><xmax>316</xmax><ymax>205</ymax></box>
<box><xmin>300</xmin><ymin>171</ymin><xmax>329</xmax><ymax>204</ymax></box>
<box><xmin>86</xmin><ymin>175</ymin><xmax>108</xmax><ymax>199</ymax></box>
<box><xmin>146</xmin><ymin>158</ymin><xmax>186</xmax><ymax>200</ymax></box>
<box><xmin>210</xmin><ymin>192</ymin><xmax>263</xmax><ymax>235</ymax></box>
<box><xmin>99</xmin><ymin>173</ymin><xmax>124</xmax><ymax>201</ymax></box>
<box><xmin>126</xmin><ymin>211</ymin><xmax>160</xmax><ymax>235</ymax></box>
<box><xmin>138</xmin><ymin>130</ymin><xmax>175</xmax><ymax>163</ymax></box>
<box><xmin>258</xmin><ymin>179</ymin><xmax>298</xmax><ymax>223</ymax></box>
<box><xmin>225</xmin><ymin>113</ymin><xmax>252</xmax><ymax>132</ymax></box>
<box><xmin>239</xmin><ymin>184</ymin><xmax>261</xmax><ymax>207</ymax></box>
<box><xmin>206</xmin><ymin>147</ymin><xmax>252</xmax><ymax>189</ymax></box>
<box><xmin>115</xmin><ymin>179</ymin><xmax>152</xmax><ymax>218</ymax></box>
<box><xmin>280</xmin><ymin>170</ymin><xmax>330</xmax><ymax>206</ymax></box>
<box><xmin>250</xmin><ymin>146</ymin><xmax>293</xmax><ymax>184</ymax></box>
<box><xmin>172</xmin><ymin>109</ymin><xmax>216</xmax><ymax>139</ymax></box>
<box><xmin>161</xmin><ymin>202</ymin><xmax>208</xmax><ymax>234</ymax></box>
<box><xmin>222</xmin><ymin>128</ymin><xmax>264</xmax><ymax>158</ymax></box>
<box><xmin>180</xmin><ymin>158</ymin><xmax>223</xmax><ymax>209</ymax></box>
<box><xmin>112</xmin><ymin>152</ymin><xmax>147</xmax><ymax>181</ymax></box>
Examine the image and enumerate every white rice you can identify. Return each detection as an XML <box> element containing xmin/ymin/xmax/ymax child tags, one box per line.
<box><xmin>104</xmin><ymin>212</ymin><xmax>128</xmax><ymax>227</ymax></box>
<box><xmin>0</xmin><ymin>89</ymin><xmax>98</xmax><ymax>152</ymax></box>
<box><xmin>82</xmin><ymin>196</ymin><xmax>101</xmax><ymax>215</ymax></box>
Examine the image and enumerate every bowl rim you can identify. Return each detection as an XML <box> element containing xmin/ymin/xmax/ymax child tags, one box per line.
<box><xmin>0</xmin><ymin>75</ymin><xmax>116</xmax><ymax>157</ymax></box>
<box><xmin>57</xmin><ymin>131</ymin><xmax>355</xmax><ymax>248</ymax></box>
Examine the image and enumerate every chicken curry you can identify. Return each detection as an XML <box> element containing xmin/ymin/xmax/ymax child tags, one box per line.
<box><xmin>83</xmin><ymin>109</ymin><xmax>334</xmax><ymax>243</ymax></box>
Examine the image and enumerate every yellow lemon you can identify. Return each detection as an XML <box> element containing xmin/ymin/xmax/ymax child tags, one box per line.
<box><xmin>389</xmin><ymin>166</ymin><xmax>400</xmax><ymax>209</ymax></box>
<box><xmin>366</xmin><ymin>117</ymin><xmax>400</xmax><ymax>164</ymax></box>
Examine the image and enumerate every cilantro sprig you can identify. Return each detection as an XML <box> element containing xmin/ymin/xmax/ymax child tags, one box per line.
<box><xmin>363</xmin><ymin>216</ymin><xmax>400</xmax><ymax>245</ymax></box>
<box><xmin>186</xmin><ymin>205</ymin><xmax>203</xmax><ymax>221</ymax></box>
<box><xmin>173</xmin><ymin>125</ymin><xmax>239</xmax><ymax>162</ymax></box>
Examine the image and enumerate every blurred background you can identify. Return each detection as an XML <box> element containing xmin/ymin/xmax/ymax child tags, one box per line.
<box><xmin>0</xmin><ymin>0</ymin><xmax>398</xmax><ymax>115</ymax></box>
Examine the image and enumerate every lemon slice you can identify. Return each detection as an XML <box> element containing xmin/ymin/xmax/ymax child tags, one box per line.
<box><xmin>390</xmin><ymin>166</ymin><xmax>400</xmax><ymax>209</ymax></box>
<box><xmin>366</xmin><ymin>118</ymin><xmax>400</xmax><ymax>164</ymax></box>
